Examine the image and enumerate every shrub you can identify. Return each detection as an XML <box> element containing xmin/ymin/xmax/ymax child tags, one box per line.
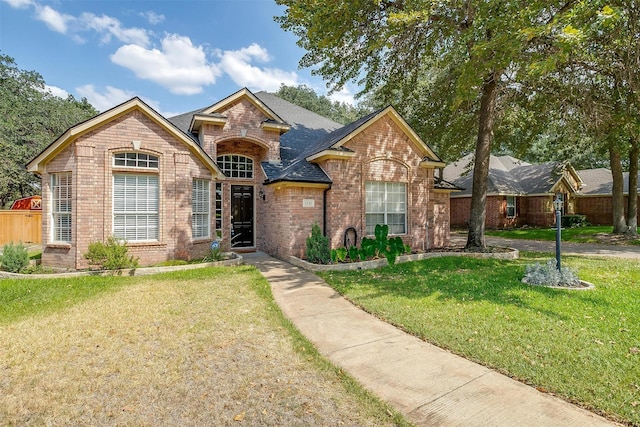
<box><xmin>522</xmin><ymin>259</ymin><xmax>581</xmax><ymax>287</ymax></box>
<box><xmin>561</xmin><ymin>215</ymin><xmax>589</xmax><ymax>228</ymax></box>
<box><xmin>203</xmin><ymin>247</ymin><xmax>224</xmax><ymax>262</ymax></box>
<box><xmin>306</xmin><ymin>223</ymin><xmax>331</xmax><ymax>264</ymax></box>
<box><xmin>84</xmin><ymin>236</ymin><xmax>139</xmax><ymax>271</ymax></box>
<box><xmin>0</xmin><ymin>242</ymin><xmax>29</xmax><ymax>273</ymax></box>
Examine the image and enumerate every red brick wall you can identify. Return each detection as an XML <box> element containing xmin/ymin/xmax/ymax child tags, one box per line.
<box><xmin>575</xmin><ymin>196</ymin><xmax>640</xmax><ymax>225</ymax></box>
<box><xmin>41</xmin><ymin>110</ymin><xmax>216</xmax><ymax>269</ymax></box>
<box><xmin>451</xmin><ymin>195</ymin><xmax>548</xmax><ymax>229</ymax></box>
<box><xmin>316</xmin><ymin>114</ymin><xmax>446</xmax><ymax>253</ymax></box>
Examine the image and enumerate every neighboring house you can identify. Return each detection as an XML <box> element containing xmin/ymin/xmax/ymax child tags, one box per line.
<box><xmin>27</xmin><ymin>88</ymin><xmax>456</xmax><ymax>270</ymax></box>
<box><xmin>575</xmin><ymin>168</ymin><xmax>640</xmax><ymax>225</ymax></box>
<box><xmin>444</xmin><ymin>154</ymin><xmax>583</xmax><ymax>228</ymax></box>
<box><xmin>10</xmin><ymin>195</ymin><xmax>42</xmax><ymax>210</ymax></box>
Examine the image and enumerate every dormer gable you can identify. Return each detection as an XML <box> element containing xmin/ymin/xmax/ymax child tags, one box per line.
<box><xmin>189</xmin><ymin>88</ymin><xmax>291</xmax><ymax>135</ymax></box>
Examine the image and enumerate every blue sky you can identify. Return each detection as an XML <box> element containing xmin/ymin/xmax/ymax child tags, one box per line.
<box><xmin>0</xmin><ymin>0</ymin><xmax>357</xmax><ymax>117</ymax></box>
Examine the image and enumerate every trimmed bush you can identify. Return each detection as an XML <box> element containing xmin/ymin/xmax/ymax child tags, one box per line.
<box><xmin>561</xmin><ymin>214</ymin><xmax>589</xmax><ymax>228</ymax></box>
<box><xmin>0</xmin><ymin>242</ymin><xmax>29</xmax><ymax>273</ymax></box>
<box><xmin>306</xmin><ymin>223</ymin><xmax>331</xmax><ymax>264</ymax></box>
<box><xmin>84</xmin><ymin>236</ymin><xmax>139</xmax><ymax>271</ymax></box>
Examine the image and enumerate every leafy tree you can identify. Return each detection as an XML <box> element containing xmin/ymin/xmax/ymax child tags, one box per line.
<box><xmin>0</xmin><ymin>54</ymin><xmax>97</xmax><ymax>208</ymax></box>
<box><xmin>533</xmin><ymin>3</ymin><xmax>640</xmax><ymax>234</ymax></box>
<box><xmin>276</xmin><ymin>84</ymin><xmax>371</xmax><ymax>124</ymax></box>
<box><xmin>276</xmin><ymin>1</ymin><xmax>577</xmax><ymax>249</ymax></box>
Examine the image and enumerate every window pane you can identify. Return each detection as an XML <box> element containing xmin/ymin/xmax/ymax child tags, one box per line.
<box><xmin>51</xmin><ymin>172</ymin><xmax>72</xmax><ymax>243</ymax></box>
<box><xmin>113</xmin><ymin>173</ymin><xmax>159</xmax><ymax>241</ymax></box>
<box><xmin>365</xmin><ymin>181</ymin><xmax>406</xmax><ymax>235</ymax></box>
<box><xmin>216</xmin><ymin>154</ymin><xmax>253</xmax><ymax>179</ymax></box>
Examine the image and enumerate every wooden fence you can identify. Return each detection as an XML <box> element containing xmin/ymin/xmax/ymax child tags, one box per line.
<box><xmin>0</xmin><ymin>210</ymin><xmax>42</xmax><ymax>246</ymax></box>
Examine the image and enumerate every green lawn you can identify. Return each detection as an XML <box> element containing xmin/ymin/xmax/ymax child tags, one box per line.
<box><xmin>485</xmin><ymin>225</ymin><xmax>640</xmax><ymax>245</ymax></box>
<box><xmin>320</xmin><ymin>254</ymin><xmax>640</xmax><ymax>425</ymax></box>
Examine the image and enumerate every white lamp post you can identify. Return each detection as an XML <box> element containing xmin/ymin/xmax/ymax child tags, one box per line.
<box><xmin>553</xmin><ymin>197</ymin><xmax>563</xmax><ymax>272</ymax></box>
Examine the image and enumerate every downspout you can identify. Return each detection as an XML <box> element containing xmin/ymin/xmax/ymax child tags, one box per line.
<box><xmin>323</xmin><ymin>184</ymin><xmax>332</xmax><ymax>237</ymax></box>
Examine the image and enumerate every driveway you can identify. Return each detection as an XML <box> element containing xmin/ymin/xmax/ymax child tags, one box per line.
<box><xmin>451</xmin><ymin>232</ymin><xmax>640</xmax><ymax>260</ymax></box>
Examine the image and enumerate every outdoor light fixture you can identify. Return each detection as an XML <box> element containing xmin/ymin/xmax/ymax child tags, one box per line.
<box><xmin>258</xmin><ymin>189</ymin><xmax>265</xmax><ymax>201</ymax></box>
<box><xmin>553</xmin><ymin>197</ymin><xmax>563</xmax><ymax>271</ymax></box>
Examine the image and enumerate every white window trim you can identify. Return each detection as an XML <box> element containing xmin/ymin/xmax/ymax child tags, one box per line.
<box><xmin>365</xmin><ymin>181</ymin><xmax>407</xmax><ymax>236</ymax></box>
<box><xmin>50</xmin><ymin>172</ymin><xmax>72</xmax><ymax>243</ymax></box>
<box><xmin>112</xmin><ymin>174</ymin><xmax>159</xmax><ymax>242</ymax></box>
<box><xmin>216</xmin><ymin>154</ymin><xmax>254</xmax><ymax>179</ymax></box>
<box><xmin>192</xmin><ymin>179</ymin><xmax>211</xmax><ymax>239</ymax></box>
<box><xmin>506</xmin><ymin>195</ymin><xmax>516</xmax><ymax>218</ymax></box>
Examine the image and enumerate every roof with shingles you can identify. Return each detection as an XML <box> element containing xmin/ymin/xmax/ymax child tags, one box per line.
<box><xmin>577</xmin><ymin>169</ymin><xmax>640</xmax><ymax>195</ymax></box>
<box><xmin>444</xmin><ymin>154</ymin><xmax>574</xmax><ymax>196</ymax></box>
<box><xmin>166</xmin><ymin>89</ymin><xmax>445</xmax><ymax>186</ymax></box>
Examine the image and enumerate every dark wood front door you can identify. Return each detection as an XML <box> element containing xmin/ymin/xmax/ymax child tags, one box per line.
<box><xmin>231</xmin><ymin>185</ymin><xmax>254</xmax><ymax>248</ymax></box>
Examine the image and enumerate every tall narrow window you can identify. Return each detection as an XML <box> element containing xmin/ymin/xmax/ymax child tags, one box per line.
<box><xmin>217</xmin><ymin>154</ymin><xmax>253</xmax><ymax>179</ymax></box>
<box><xmin>192</xmin><ymin>179</ymin><xmax>210</xmax><ymax>239</ymax></box>
<box><xmin>215</xmin><ymin>183</ymin><xmax>223</xmax><ymax>239</ymax></box>
<box><xmin>506</xmin><ymin>196</ymin><xmax>516</xmax><ymax>218</ymax></box>
<box><xmin>365</xmin><ymin>182</ymin><xmax>406</xmax><ymax>235</ymax></box>
<box><xmin>51</xmin><ymin>172</ymin><xmax>72</xmax><ymax>242</ymax></box>
<box><xmin>113</xmin><ymin>174</ymin><xmax>159</xmax><ymax>241</ymax></box>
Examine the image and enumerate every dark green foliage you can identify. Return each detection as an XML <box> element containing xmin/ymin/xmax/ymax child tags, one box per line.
<box><xmin>561</xmin><ymin>215</ymin><xmax>589</xmax><ymax>228</ymax></box>
<box><xmin>0</xmin><ymin>54</ymin><xmax>97</xmax><ymax>207</ymax></box>
<box><xmin>348</xmin><ymin>245</ymin><xmax>359</xmax><ymax>262</ymax></box>
<box><xmin>328</xmin><ymin>225</ymin><xmax>407</xmax><ymax>266</ymax></box>
<box><xmin>0</xmin><ymin>242</ymin><xmax>29</xmax><ymax>273</ymax></box>
<box><xmin>306</xmin><ymin>223</ymin><xmax>331</xmax><ymax>264</ymax></box>
<box><xmin>276</xmin><ymin>84</ymin><xmax>371</xmax><ymax>125</ymax></box>
<box><xmin>84</xmin><ymin>236</ymin><xmax>139</xmax><ymax>271</ymax></box>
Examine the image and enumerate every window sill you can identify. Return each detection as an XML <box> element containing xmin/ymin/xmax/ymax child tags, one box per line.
<box><xmin>46</xmin><ymin>243</ymin><xmax>72</xmax><ymax>249</ymax></box>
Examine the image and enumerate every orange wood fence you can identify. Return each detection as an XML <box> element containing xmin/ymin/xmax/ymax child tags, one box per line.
<box><xmin>0</xmin><ymin>210</ymin><xmax>42</xmax><ymax>246</ymax></box>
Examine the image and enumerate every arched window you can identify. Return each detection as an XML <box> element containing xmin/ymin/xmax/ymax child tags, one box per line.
<box><xmin>217</xmin><ymin>154</ymin><xmax>253</xmax><ymax>179</ymax></box>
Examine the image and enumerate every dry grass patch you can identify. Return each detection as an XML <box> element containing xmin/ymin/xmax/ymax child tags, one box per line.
<box><xmin>1</xmin><ymin>266</ymin><xmax>404</xmax><ymax>426</ymax></box>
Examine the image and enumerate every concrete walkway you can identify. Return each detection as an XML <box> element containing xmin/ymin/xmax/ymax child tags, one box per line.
<box><xmin>243</xmin><ymin>252</ymin><xmax>618</xmax><ymax>426</ymax></box>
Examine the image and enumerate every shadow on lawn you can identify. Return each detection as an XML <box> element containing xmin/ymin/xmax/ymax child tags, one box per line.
<box><xmin>321</xmin><ymin>257</ymin><xmax>607</xmax><ymax>321</ymax></box>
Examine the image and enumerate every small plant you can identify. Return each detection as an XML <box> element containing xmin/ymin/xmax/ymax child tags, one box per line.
<box><xmin>348</xmin><ymin>245</ymin><xmax>359</xmax><ymax>261</ymax></box>
<box><xmin>522</xmin><ymin>259</ymin><xmax>581</xmax><ymax>287</ymax></box>
<box><xmin>306</xmin><ymin>223</ymin><xmax>331</xmax><ymax>264</ymax></box>
<box><xmin>203</xmin><ymin>247</ymin><xmax>225</xmax><ymax>262</ymax></box>
<box><xmin>84</xmin><ymin>236</ymin><xmax>139</xmax><ymax>271</ymax></box>
<box><xmin>0</xmin><ymin>242</ymin><xmax>29</xmax><ymax>273</ymax></box>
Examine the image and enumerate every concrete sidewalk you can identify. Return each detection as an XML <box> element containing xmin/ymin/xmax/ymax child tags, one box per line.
<box><xmin>244</xmin><ymin>252</ymin><xmax>617</xmax><ymax>426</ymax></box>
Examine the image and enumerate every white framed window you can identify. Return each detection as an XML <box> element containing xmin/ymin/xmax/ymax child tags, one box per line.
<box><xmin>215</xmin><ymin>183</ymin><xmax>223</xmax><ymax>239</ymax></box>
<box><xmin>506</xmin><ymin>196</ymin><xmax>516</xmax><ymax>218</ymax></box>
<box><xmin>192</xmin><ymin>179</ymin><xmax>210</xmax><ymax>239</ymax></box>
<box><xmin>114</xmin><ymin>152</ymin><xmax>158</xmax><ymax>168</ymax></box>
<box><xmin>113</xmin><ymin>174</ymin><xmax>159</xmax><ymax>241</ymax></box>
<box><xmin>51</xmin><ymin>172</ymin><xmax>72</xmax><ymax>242</ymax></box>
<box><xmin>217</xmin><ymin>154</ymin><xmax>253</xmax><ymax>179</ymax></box>
<box><xmin>365</xmin><ymin>181</ymin><xmax>406</xmax><ymax>235</ymax></box>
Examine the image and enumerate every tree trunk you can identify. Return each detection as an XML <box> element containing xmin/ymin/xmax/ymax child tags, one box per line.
<box><xmin>610</xmin><ymin>141</ymin><xmax>628</xmax><ymax>234</ymax></box>
<box><xmin>466</xmin><ymin>73</ymin><xmax>498</xmax><ymax>250</ymax></box>
<box><xmin>627</xmin><ymin>136</ymin><xmax>638</xmax><ymax>235</ymax></box>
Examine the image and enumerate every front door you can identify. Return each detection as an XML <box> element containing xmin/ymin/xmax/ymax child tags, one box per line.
<box><xmin>231</xmin><ymin>185</ymin><xmax>254</xmax><ymax>248</ymax></box>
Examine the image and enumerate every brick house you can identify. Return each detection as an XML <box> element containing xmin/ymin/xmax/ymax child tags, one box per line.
<box><xmin>575</xmin><ymin>168</ymin><xmax>640</xmax><ymax>225</ymax></box>
<box><xmin>27</xmin><ymin>88</ymin><xmax>456</xmax><ymax>269</ymax></box>
<box><xmin>444</xmin><ymin>154</ymin><xmax>583</xmax><ymax>228</ymax></box>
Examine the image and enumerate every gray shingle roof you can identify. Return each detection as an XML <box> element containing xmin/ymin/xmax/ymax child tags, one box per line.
<box><xmin>578</xmin><ymin>169</ymin><xmax>640</xmax><ymax>195</ymax></box>
<box><xmin>444</xmin><ymin>154</ymin><xmax>566</xmax><ymax>196</ymax></box>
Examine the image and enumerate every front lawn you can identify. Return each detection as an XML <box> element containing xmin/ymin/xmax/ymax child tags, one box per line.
<box><xmin>320</xmin><ymin>254</ymin><xmax>640</xmax><ymax>425</ymax></box>
<box><xmin>485</xmin><ymin>225</ymin><xmax>640</xmax><ymax>245</ymax></box>
<box><xmin>0</xmin><ymin>267</ymin><xmax>407</xmax><ymax>426</ymax></box>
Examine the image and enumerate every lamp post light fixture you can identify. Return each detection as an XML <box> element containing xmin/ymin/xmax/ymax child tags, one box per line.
<box><xmin>553</xmin><ymin>197</ymin><xmax>563</xmax><ymax>272</ymax></box>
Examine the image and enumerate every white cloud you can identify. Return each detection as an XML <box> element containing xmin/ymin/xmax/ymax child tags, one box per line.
<box><xmin>76</xmin><ymin>84</ymin><xmax>135</xmax><ymax>112</ymax></box>
<box><xmin>2</xmin><ymin>0</ymin><xmax>32</xmax><ymax>8</ymax></box>
<box><xmin>34</xmin><ymin>4</ymin><xmax>72</xmax><ymax>33</ymax></box>
<box><xmin>45</xmin><ymin>85</ymin><xmax>70</xmax><ymax>99</ymax></box>
<box><xmin>327</xmin><ymin>86</ymin><xmax>356</xmax><ymax>106</ymax></box>
<box><xmin>111</xmin><ymin>34</ymin><xmax>221</xmax><ymax>95</ymax></box>
<box><xmin>140</xmin><ymin>10</ymin><xmax>164</xmax><ymax>25</ymax></box>
<box><xmin>218</xmin><ymin>43</ymin><xmax>299</xmax><ymax>91</ymax></box>
<box><xmin>79</xmin><ymin>12</ymin><xmax>150</xmax><ymax>46</ymax></box>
